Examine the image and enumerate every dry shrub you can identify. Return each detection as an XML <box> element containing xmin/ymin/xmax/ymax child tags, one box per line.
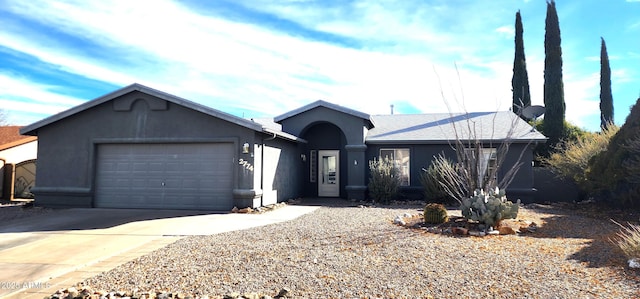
<box><xmin>542</xmin><ymin>124</ymin><xmax>618</xmax><ymax>191</ymax></box>
<box><xmin>611</xmin><ymin>220</ymin><xmax>640</xmax><ymax>259</ymax></box>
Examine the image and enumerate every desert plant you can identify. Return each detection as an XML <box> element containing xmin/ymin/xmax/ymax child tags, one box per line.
<box><xmin>436</xmin><ymin>114</ymin><xmax>530</xmax><ymax>203</ymax></box>
<box><xmin>623</xmin><ymin>134</ymin><xmax>640</xmax><ymax>184</ymax></box>
<box><xmin>420</xmin><ymin>156</ymin><xmax>457</xmax><ymax>203</ymax></box>
<box><xmin>542</xmin><ymin>124</ymin><xmax>618</xmax><ymax>191</ymax></box>
<box><xmin>368</xmin><ymin>156</ymin><xmax>400</xmax><ymax>204</ymax></box>
<box><xmin>423</xmin><ymin>203</ymin><xmax>449</xmax><ymax>224</ymax></box>
<box><xmin>460</xmin><ymin>188</ymin><xmax>520</xmax><ymax>228</ymax></box>
<box><xmin>610</xmin><ymin>220</ymin><xmax>640</xmax><ymax>260</ymax></box>
<box><xmin>589</xmin><ymin>97</ymin><xmax>640</xmax><ymax>207</ymax></box>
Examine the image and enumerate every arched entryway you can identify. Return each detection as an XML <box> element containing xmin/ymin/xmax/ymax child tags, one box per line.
<box><xmin>300</xmin><ymin>122</ymin><xmax>347</xmax><ymax>197</ymax></box>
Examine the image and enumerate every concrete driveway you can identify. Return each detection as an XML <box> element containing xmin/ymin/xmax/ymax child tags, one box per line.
<box><xmin>0</xmin><ymin>205</ymin><xmax>318</xmax><ymax>298</ymax></box>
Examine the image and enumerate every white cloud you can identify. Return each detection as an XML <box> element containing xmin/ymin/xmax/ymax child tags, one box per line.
<box><xmin>0</xmin><ymin>0</ymin><xmax>623</xmax><ymax>132</ymax></box>
<box><xmin>0</xmin><ymin>74</ymin><xmax>86</xmax><ymax>125</ymax></box>
<box><xmin>495</xmin><ymin>25</ymin><xmax>515</xmax><ymax>37</ymax></box>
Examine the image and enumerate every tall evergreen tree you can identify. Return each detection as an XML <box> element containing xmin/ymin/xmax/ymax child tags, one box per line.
<box><xmin>512</xmin><ymin>10</ymin><xmax>531</xmax><ymax>118</ymax></box>
<box><xmin>600</xmin><ymin>37</ymin><xmax>614</xmax><ymax>129</ymax></box>
<box><xmin>543</xmin><ymin>0</ymin><xmax>565</xmax><ymax>151</ymax></box>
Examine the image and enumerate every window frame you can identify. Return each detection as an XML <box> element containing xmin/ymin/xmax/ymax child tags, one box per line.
<box><xmin>463</xmin><ymin>147</ymin><xmax>498</xmax><ymax>185</ymax></box>
<box><xmin>379</xmin><ymin>148</ymin><xmax>411</xmax><ymax>186</ymax></box>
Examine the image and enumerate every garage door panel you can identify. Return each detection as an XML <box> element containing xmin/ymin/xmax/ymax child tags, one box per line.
<box><xmin>95</xmin><ymin>143</ymin><xmax>234</xmax><ymax>210</ymax></box>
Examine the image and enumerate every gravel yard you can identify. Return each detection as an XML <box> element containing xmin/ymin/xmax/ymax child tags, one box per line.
<box><xmin>71</xmin><ymin>199</ymin><xmax>640</xmax><ymax>298</ymax></box>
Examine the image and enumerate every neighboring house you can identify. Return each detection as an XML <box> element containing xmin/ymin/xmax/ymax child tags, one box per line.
<box><xmin>0</xmin><ymin>126</ymin><xmax>38</xmax><ymax>200</ymax></box>
<box><xmin>20</xmin><ymin>83</ymin><xmax>546</xmax><ymax>210</ymax></box>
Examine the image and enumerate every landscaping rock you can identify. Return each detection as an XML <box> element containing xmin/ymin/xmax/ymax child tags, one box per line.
<box><xmin>275</xmin><ymin>288</ymin><xmax>290</xmax><ymax>298</ymax></box>
<box><xmin>469</xmin><ymin>231</ymin><xmax>486</xmax><ymax>237</ymax></box>
<box><xmin>237</xmin><ymin>207</ymin><xmax>253</xmax><ymax>214</ymax></box>
<box><xmin>629</xmin><ymin>258</ymin><xmax>640</xmax><ymax>269</ymax></box>
<box><xmin>451</xmin><ymin>227</ymin><xmax>468</xmax><ymax>235</ymax></box>
<box><xmin>498</xmin><ymin>226</ymin><xmax>517</xmax><ymax>235</ymax></box>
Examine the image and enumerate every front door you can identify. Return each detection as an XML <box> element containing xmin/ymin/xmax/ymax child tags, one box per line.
<box><xmin>318</xmin><ymin>150</ymin><xmax>339</xmax><ymax>197</ymax></box>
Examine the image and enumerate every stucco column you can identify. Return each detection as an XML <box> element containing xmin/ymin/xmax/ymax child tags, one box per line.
<box><xmin>345</xmin><ymin>144</ymin><xmax>367</xmax><ymax>200</ymax></box>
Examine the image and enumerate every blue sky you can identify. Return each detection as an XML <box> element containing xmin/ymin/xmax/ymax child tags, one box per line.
<box><xmin>0</xmin><ymin>0</ymin><xmax>638</xmax><ymax>132</ymax></box>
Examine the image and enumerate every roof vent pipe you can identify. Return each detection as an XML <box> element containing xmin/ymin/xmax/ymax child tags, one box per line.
<box><xmin>390</xmin><ymin>104</ymin><xmax>394</xmax><ymax>115</ymax></box>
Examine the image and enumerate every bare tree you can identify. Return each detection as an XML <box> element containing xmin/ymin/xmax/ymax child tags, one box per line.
<box><xmin>434</xmin><ymin>112</ymin><xmax>531</xmax><ymax>203</ymax></box>
<box><xmin>433</xmin><ymin>68</ymin><xmax>535</xmax><ymax>203</ymax></box>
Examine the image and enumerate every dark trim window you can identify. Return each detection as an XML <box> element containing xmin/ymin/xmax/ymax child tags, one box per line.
<box><xmin>463</xmin><ymin>147</ymin><xmax>497</xmax><ymax>185</ymax></box>
<box><xmin>380</xmin><ymin>148</ymin><xmax>410</xmax><ymax>186</ymax></box>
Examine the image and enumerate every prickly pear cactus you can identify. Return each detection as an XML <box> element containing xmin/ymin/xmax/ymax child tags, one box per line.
<box><xmin>460</xmin><ymin>188</ymin><xmax>520</xmax><ymax>227</ymax></box>
<box><xmin>423</xmin><ymin>203</ymin><xmax>449</xmax><ymax>224</ymax></box>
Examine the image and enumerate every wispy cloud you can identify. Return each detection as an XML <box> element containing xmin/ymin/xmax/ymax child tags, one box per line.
<box><xmin>0</xmin><ymin>73</ymin><xmax>85</xmax><ymax>124</ymax></box>
<box><xmin>0</xmin><ymin>0</ymin><xmax>634</xmax><ymax>131</ymax></box>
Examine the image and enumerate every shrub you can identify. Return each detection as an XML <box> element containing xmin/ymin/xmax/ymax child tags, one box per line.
<box><xmin>611</xmin><ymin>220</ymin><xmax>640</xmax><ymax>260</ymax></box>
<box><xmin>589</xmin><ymin>97</ymin><xmax>640</xmax><ymax>207</ymax></box>
<box><xmin>542</xmin><ymin>124</ymin><xmax>618</xmax><ymax>191</ymax></box>
<box><xmin>368</xmin><ymin>156</ymin><xmax>400</xmax><ymax>204</ymax></box>
<box><xmin>420</xmin><ymin>156</ymin><xmax>457</xmax><ymax>203</ymax></box>
<box><xmin>533</xmin><ymin>119</ymin><xmax>592</xmax><ymax>159</ymax></box>
<box><xmin>423</xmin><ymin>203</ymin><xmax>449</xmax><ymax>224</ymax></box>
<box><xmin>460</xmin><ymin>188</ymin><xmax>520</xmax><ymax>228</ymax></box>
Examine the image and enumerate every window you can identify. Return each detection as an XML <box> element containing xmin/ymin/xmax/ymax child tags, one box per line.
<box><xmin>380</xmin><ymin>148</ymin><xmax>410</xmax><ymax>186</ymax></box>
<box><xmin>463</xmin><ymin>147</ymin><xmax>497</xmax><ymax>186</ymax></box>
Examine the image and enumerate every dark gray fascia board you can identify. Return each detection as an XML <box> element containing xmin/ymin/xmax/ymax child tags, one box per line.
<box><xmin>365</xmin><ymin>138</ymin><xmax>547</xmax><ymax>145</ymax></box>
<box><xmin>261</xmin><ymin>127</ymin><xmax>308</xmax><ymax>143</ymax></box>
<box><xmin>20</xmin><ymin>83</ymin><xmax>262</xmax><ymax>136</ymax></box>
<box><xmin>274</xmin><ymin>100</ymin><xmax>375</xmax><ymax>128</ymax></box>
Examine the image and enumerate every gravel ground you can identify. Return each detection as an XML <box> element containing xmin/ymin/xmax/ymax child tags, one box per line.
<box><xmin>74</xmin><ymin>199</ymin><xmax>640</xmax><ymax>299</ymax></box>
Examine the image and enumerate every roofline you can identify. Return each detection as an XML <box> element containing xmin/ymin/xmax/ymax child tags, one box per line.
<box><xmin>20</xmin><ymin>83</ymin><xmax>263</xmax><ymax>136</ymax></box>
<box><xmin>365</xmin><ymin>138</ymin><xmax>547</xmax><ymax>145</ymax></box>
<box><xmin>0</xmin><ymin>136</ymin><xmax>37</xmax><ymax>151</ymax></box>
<box><xmin>274</xmin><ymin>100</ymin><xmax>374</xmax><ymax>127</ymax></box>
<box><xmin>261</xmin><ymin>127</ymin><xmax>308</xmax><ymax>143</ymax></box>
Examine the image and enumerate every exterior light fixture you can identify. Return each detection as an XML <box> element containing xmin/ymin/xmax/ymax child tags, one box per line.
<box><xmin>242</xmin><ymin>142</ymin><xmax>250</xmax><ymax>154</ymax></box>
<box><xmin>301</xmin><ymin>154</ymin><xmax>306</xmax><ymax>162</ymax></box>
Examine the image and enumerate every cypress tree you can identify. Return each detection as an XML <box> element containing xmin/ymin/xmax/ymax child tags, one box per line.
<box><xmin>512</xmin><ymin>10</ymin><xmax>531</xmax><ymax>118</ymax></box>
<box><xmin>600</xmin><ymin>37</ymin><xmax>614</xmax><ymax>129</ymax></box>
<box><xmin>543</xmin><ymin>0</ymin><xmax>565</xmax><ymax>151</ymax></box>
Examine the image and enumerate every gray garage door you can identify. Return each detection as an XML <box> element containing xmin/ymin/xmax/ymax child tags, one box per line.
<box><xmin>95</xmin><ymin>143</ymin><xmax>234</xmax><ymax>210</ymax></box>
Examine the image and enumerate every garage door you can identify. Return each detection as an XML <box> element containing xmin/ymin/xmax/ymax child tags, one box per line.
<box><xmin>94</xmin><ymin>143</ymin><xmax>234</xmax><ymax>210</ymax></box>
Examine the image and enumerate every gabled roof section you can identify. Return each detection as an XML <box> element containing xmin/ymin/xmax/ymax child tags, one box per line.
<box><xmin>366</xmin><ymin>111</ymin><xmax>546</xmax><ymax>144</ymax></box>
<box><xmin>0</xmin><ymin>126</ymin><xmax>37</xmax><ymax>151</ymax></box>
<box><xmin>20</xmin><ymin>83</ymin><xmax>265</xmax><ymax>136</ymax></box>
<box><xmin>274</xmin><ymin>100</ymin><xmax>374</xmax><ymax>128</ymax></box>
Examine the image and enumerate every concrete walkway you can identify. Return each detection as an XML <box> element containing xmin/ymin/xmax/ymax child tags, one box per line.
<box><xmin>0</xmin><ymin>205</ymin><xmax>318</xmax><ymax>299</ymax></box>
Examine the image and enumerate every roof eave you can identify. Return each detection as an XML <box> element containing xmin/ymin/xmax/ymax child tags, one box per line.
<box><xmin>20</xmin><ymin>83</ymin><xmax>263</xmax><ymax>136</ymax></box>
<box><xmin>365</xmin><ymin>137</ymin><xmax>547</xmax><ymax>145</ymax></box>
<box><xmin>0</xmin><ymin>136</ymin><xmax>37</xmax><ymax>151</ymax></box>
<box><xmin>274</xmin><ymin>100</ymin><xmax>373</xmax><ymax>126</ymax></box>
<box><xmin>262</xmin><ymin>127</ymin><xmax>308</xmax><ymax>144</ymax></box>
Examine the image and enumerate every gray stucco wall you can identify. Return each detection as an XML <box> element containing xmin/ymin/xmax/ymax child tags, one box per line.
<box><xmin>262</xmin><ymin>135</ymin><xmax>303</xmax><ymax>204</ymax></box>
<box><xmin>279</xmin><ymin>106</ymin><xmax>369</xmax><ymax>200</ymax></box>
<box><xmin>279</xmin><ymin>106</ymin><xmax>369</xmax><ymax>145</ymax></box>
<box><xmin>299</xmin><ymin>122</ymin><xmax>347</xmax><ymax>198</ymax></box>
<box><xmin>365</xmin><ymin>142</ymin><xmax>537</xmax><ymax>203</ymax></box>
<box><xmin>32</xmin><ymin>91</ymin><xmax>262</xmax><ymax>208</ymax></box>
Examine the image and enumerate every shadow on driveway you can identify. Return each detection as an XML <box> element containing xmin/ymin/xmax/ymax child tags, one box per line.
<box><xmin>0</xmin><ymin>208</ymin><xmax>224</xmax><ymax>233</ymax></box>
